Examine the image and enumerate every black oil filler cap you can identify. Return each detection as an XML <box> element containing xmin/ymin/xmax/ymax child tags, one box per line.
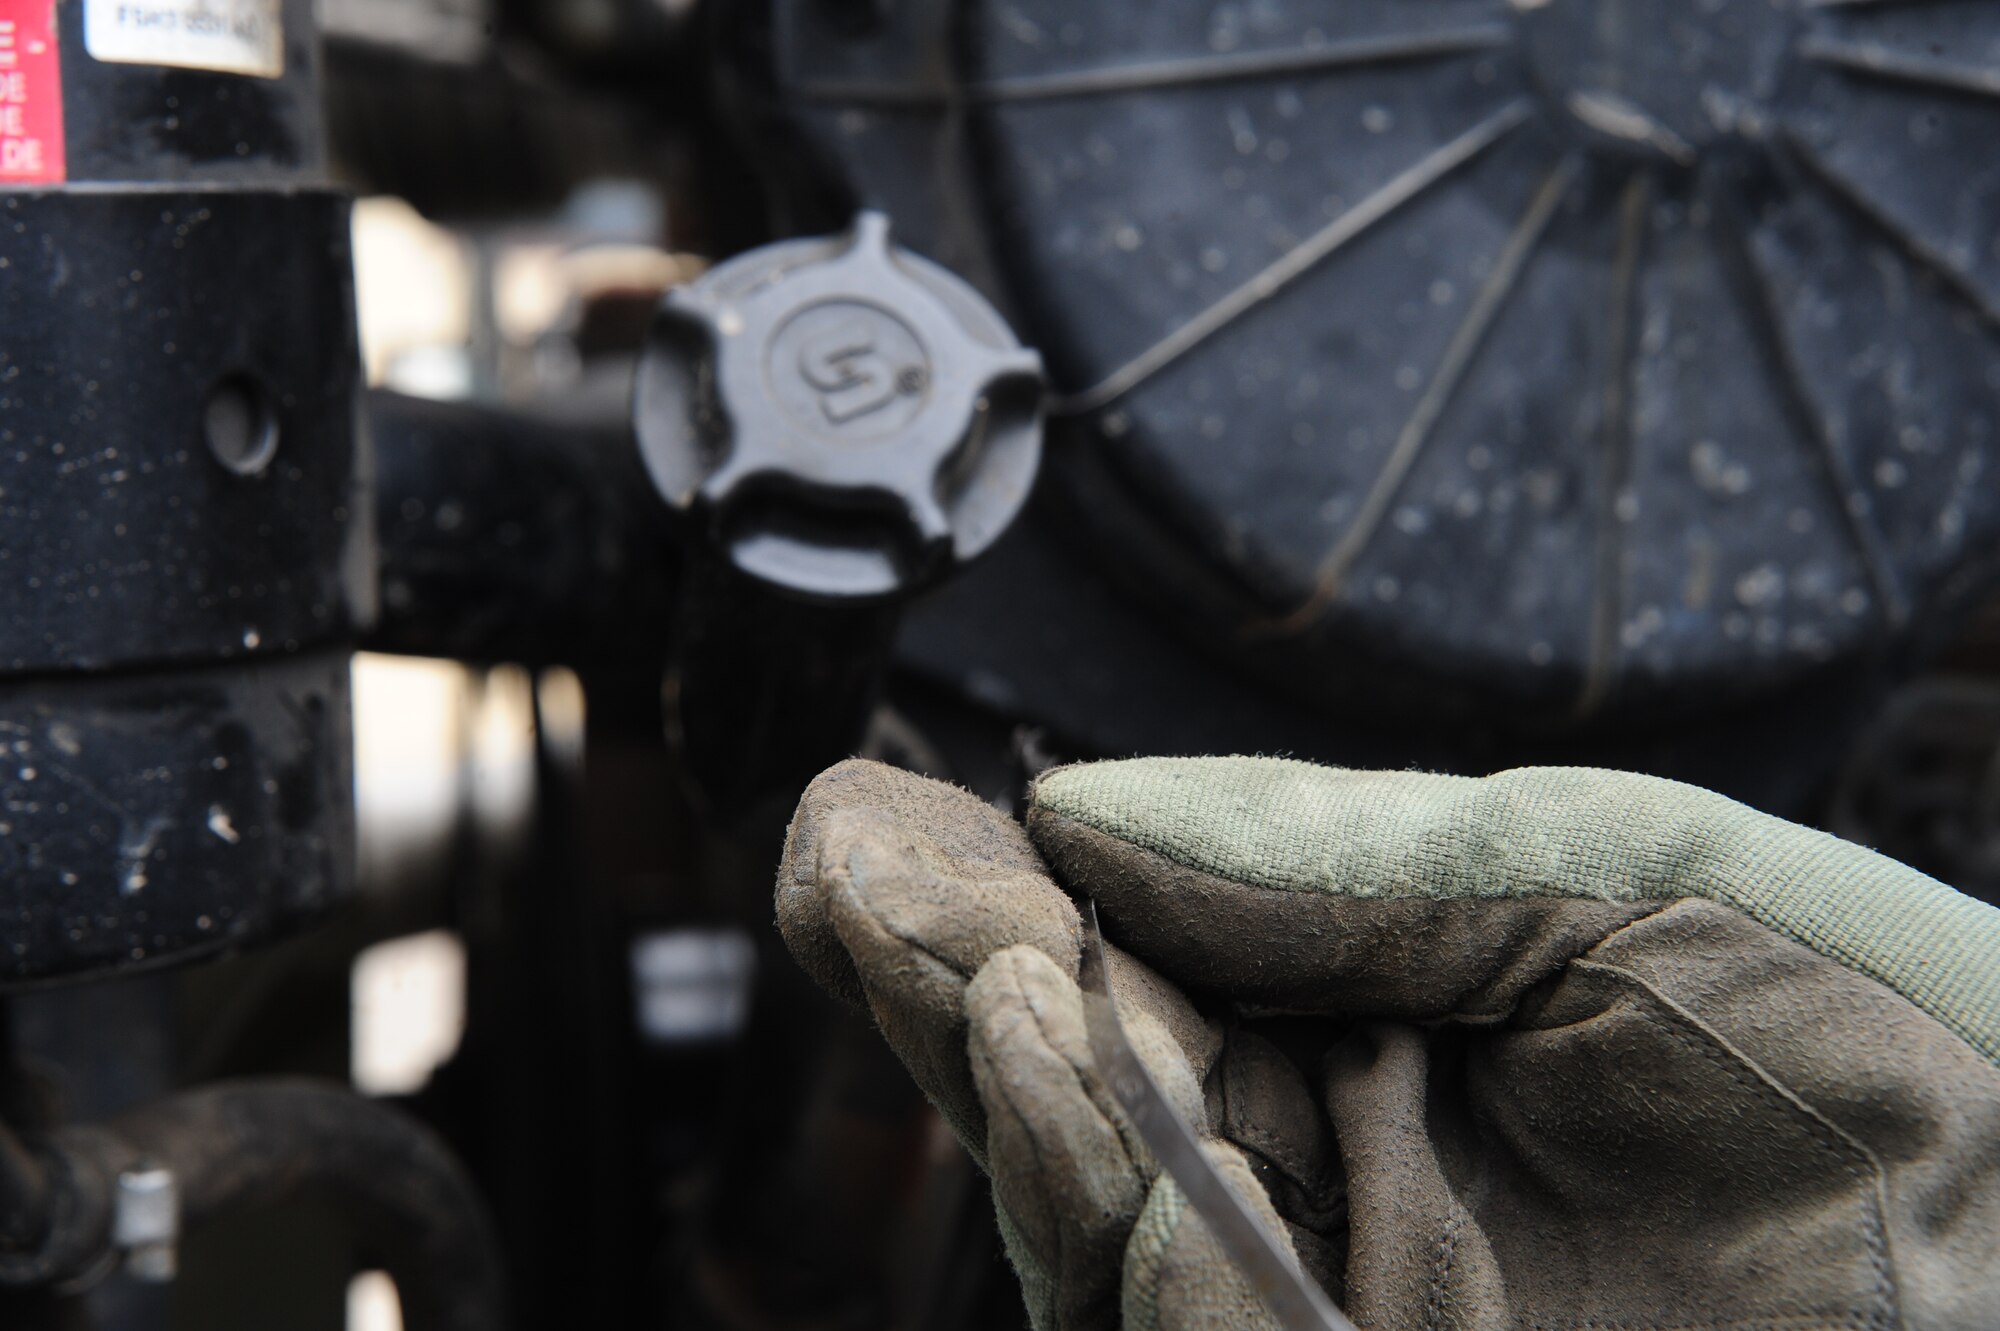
<box><xmin>635</xmin><ymin>212</ymin><xmax>1045</xmax><ymax>600</ymax></box>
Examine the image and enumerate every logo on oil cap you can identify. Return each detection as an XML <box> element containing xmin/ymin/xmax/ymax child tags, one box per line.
<box><xmin>768</xmin><ymin>300</ymin><xmax>932</xmax><ymax>441</ymax></box>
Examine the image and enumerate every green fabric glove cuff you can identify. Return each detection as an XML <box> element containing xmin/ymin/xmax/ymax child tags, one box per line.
<box><xmin>1034</xmin><ymin>757</ymin><xmax>2000</xmax><ymax>1066</ymax></box>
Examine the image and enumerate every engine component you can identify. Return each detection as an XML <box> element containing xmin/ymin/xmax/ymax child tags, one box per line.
<box><xmin>0</xmin><ymin>0</ymin><xmax>364</xmax><ymax>986</ymax></box>
<box><xmin>635</xmin><ymin>211</ymin><xmax>1044</xmax><ymax>819</ymax></box>
<box><xmin>635</xmin><ymin>210</ymin><xmax>1043</xmax><ymax>601</ymax></box>
<box><xmin>366</xmin><ymin>391</ymin><xmax>674</xmax><ymax>668</ymax></box>
<box><xmin>0</xmin><ymin>1080</ymin><xmax>505</xmax><ymax>1329</ymax></box>
<box><xmin>759</xmin><ymin>0</ymin><xmax>2000</xmax><ymax>727</ymax></box>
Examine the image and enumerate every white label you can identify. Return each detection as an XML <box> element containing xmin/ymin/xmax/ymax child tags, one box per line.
<box><xmin>85</xmin><ymin>0</ymin><xmax>282</xmax><ymax>79</ymax></box>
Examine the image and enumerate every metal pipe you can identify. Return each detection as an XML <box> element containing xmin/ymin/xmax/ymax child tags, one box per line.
<box><xmin>104</xmin><ymin>1080</ymin><xmax>506</xmax><ymax>1331</ymax></box>
<box><xmin>366</xmin><ymin>390</ymin><xmax>676</xmax><ymax>669</ymax></box>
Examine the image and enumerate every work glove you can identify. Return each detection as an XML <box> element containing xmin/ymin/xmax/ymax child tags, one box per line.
<box><xmin>776</xmin><ymin>756</ymin><xmax>2000</xmax><ymax>1331</ymax></box>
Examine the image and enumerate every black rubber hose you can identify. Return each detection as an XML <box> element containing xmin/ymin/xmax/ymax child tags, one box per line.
<box><xmin>105</xmin><ymin>1080</ymin><xmax>505</xmax><ymax>1331</ymax></box>
<box><xmin>0</xmin><ymin>1019</ymin><xmax>52</xmax><ymax>1260</ymax></box>
<box><xmin>0</xmin><ymin>1119</ymin><xmax>49</xmax><ymax>1254</ymax></box>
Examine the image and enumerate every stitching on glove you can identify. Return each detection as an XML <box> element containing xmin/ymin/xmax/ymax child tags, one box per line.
<box><xmin>1422</xmin><ymin>1202</ymin><xmax>1463</xmax><ymax>1331</ymax></box>
<box><xmin>985</xmin><ymin>1084</ymin><xmax>1069</xmax><ymax>1301</ymax></box>
<box><xmin>1121</xmin><ymin>1176</ymin><xmax>1185</xmax><ymax>1331</ymax></box>
<box><xmin>1035</xmin><ymin>760</ymin><xmax>2000</xmax><ymax>1069</ymax></box>
<box><xmin>1219</xmin><ymin>1043</ymin><xmax>1294</xmax><ymax>1167</ymax></box>
<box><xmin>1569</xmin><ymin>960</ymin><xmax>1900</xmax><ymax>1331</ymax></box>
<box><xmin>1523</xmin><ymin>1316</ymin><xmax>1885</xmax><ymax>1330</ymax></box>
<box><xmin>1012</xmin><ymin>956</ymin><xmax>1148</xmax><ymax>1183</ymax></box>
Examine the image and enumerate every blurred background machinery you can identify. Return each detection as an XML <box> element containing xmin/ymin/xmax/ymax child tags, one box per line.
<box><xmin>2</xmin><ymin>0</ymin><xmax>1999</xmax><ymax>1327</ymax></box>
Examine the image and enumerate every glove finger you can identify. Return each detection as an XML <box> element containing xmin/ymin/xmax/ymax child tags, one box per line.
<box><xmin>1215</xmin><ymin>1029</ymin><xmax>1343</xmax><ymax>1233</ymax></box>
<box><xmin>1029</xmin><ymin>757</ymin><xmax>2000</xmax><ymax>1054</ymax></box>
<box><xmin>1121</xmin><ymin>1145</ymin><xmax>1295</xmax><ymax>1331</ymax></box>
<box><xmin>967</xmin><ymin>942</ymin><xmax>1218</xmax><ymax>1331</ymax></box>
<box><xmin>782</xmin><ymin>760</ymin><xmax>1080</xmax><ymax>1155</ymax></box>
<box><xmin>1034</xmin><ymin>758</ymin><xmax>2000</xmax><ymax>1328</ymax></box>
<box><xmin>780</xmin><ymin>758</ymin><xmax>1064</xmax><ymax>1007</ymax></box>
<box><xmin>1491</xmin><ymin>899</ymin><xmax>2000</xmax><ymax>1329</ymax></box>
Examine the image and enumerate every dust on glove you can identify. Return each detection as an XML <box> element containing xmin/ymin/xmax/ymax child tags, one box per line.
<box><xmin>779</xmin><ymin>756</ymin><xmax>2000</xmax><ymax>1331</ymax></box>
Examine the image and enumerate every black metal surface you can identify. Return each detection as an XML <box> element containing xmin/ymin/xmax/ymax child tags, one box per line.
<box><xmin>767</xmin><ymin>0</ymin><xmax>2000</xmax><ymax>727</ymax></box>
<box><xmin>367</xmin><ymin>391</ymin><xmax>675</xmax><ymax>668</ymax></box>
<box><xmin>0</xmin><ymin>652</ymin><xmax>353</xmax><ymax>989</ymax></box>
<box><xmin>53</xmin><ymin>0</ymin><xmax>325</xmax><ymax>185</ymax></box>
<box><xmin>1</xmin><ymin>7</ymin><xmax>364</xmax><ymax>994</ymax></box>
<box><xmin>323</xmin><ymin>37</ymin><xmax>677</xmax><ymax>222</ymax></box>
<box><xmin>635</xmin><ymin>211</ymin><xmax>1043</xmax><ymax>601</ymax></box>
<box><xmin>498</xmin><ymin>0</ymin><xmax>685</xmax><ymax>76</ymax></box>
<box><xmin>0</xmin><ymin>188</ymin><xmax>367</xmax><ymax>674</ymax></box>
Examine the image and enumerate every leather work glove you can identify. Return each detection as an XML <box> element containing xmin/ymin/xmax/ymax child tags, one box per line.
<box><xmin>775</xmin><ymin>756</ymin><xmax>2000</xmax><ymax>1331</ymax></box>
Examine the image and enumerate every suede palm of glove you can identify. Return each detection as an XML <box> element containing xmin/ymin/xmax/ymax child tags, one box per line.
<box><xmin>776</xmin><ymin>756</ymin><xmax>2000</xmax><ymax>1331</ymax></box>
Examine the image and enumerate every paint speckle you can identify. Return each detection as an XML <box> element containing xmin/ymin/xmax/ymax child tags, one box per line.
<box><xmin>1735</xmin><ymin>564</ymin><xmax>1784</xmax><ymax>608</ymax></box>
<box><xmin>119</xmin><ymin>816</ymin><xmax>171</xmax><ymax>896</ymax></box>
<box><xmin>1690</xmin><ymin>440</ymin><xmax>1752</xmax><ymax>497</ymax></box>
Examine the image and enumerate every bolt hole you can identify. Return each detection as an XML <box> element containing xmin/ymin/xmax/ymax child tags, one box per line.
<box><xmin>204</xmin><ymin>373</ymin><xmax>280</xmax><ymax>476</ymax></box>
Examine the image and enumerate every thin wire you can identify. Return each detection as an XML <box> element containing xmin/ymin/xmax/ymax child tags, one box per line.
<box><xmin>1714</xmin><ymin>180</ymin><xmax>1910</xmax><ymax>630</ymax></box>
<box><xmin>1798</xmin><ymin>34</ymin><xmax>2000</xmax><ymax>100</ymax></box>
<box><xmin>797</xmin><ymin>25</ymin><xmax>1508</xmax><ymax>108</ymax></box>
<box><xmin>1575</xmin><ymin>170</ymin><xmax>1654</xmax><ymax>721</ymax></box>
<box><xmin>1779</xmin><ymin>129</ymin><xmax>1999</xmax><ymax>327</ymax></box>
<box><xmin>1054</xmin><ymin>99</ymin><xmax>1536</xmax><ymax>416</ymax></box>
<box><xmin>1271</xmin><ymin>155</ymin><xmax>1580</xmax><ymax>634</ymax></box>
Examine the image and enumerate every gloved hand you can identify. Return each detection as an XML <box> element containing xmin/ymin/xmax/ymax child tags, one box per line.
<box><xmin>776</xmin><ymin>756</ymin><xmax>2000</xmax><ymax>1331</ymax></box>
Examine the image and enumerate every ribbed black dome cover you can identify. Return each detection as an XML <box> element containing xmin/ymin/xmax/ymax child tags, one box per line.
<box><xmin>772</xmin><ymin>0</ymin><xmax>2000</xmax><ymax>720</ymax></box>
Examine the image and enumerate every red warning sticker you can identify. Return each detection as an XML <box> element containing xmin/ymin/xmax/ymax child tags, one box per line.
<box><xmin>0</xmin><ymin>0</ymin><xmax>64</xmax><ymax>185</ymax></box>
